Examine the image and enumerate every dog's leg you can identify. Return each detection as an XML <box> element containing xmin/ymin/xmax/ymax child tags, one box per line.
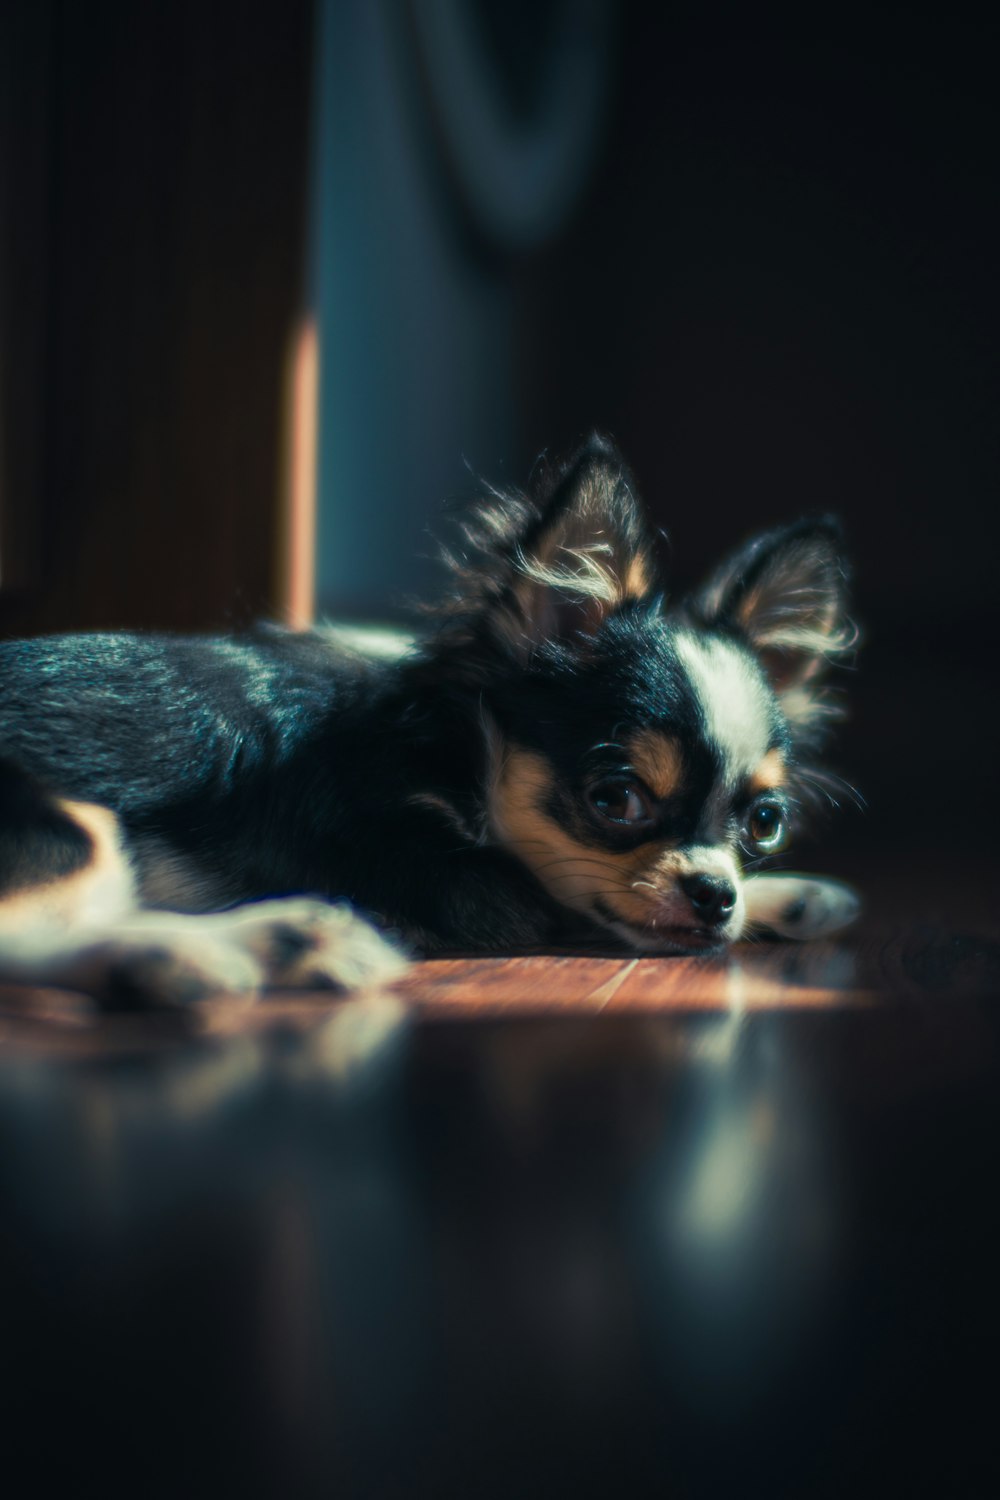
<box><xmin>0</xmin><ymin>918</ymin><xmax>267</xmax><ymax>1010</ymax></box>
<box><xmin>201</xmin><ymin>899</ymin><xmax>411</xmax><ymax>992</ymax></box>
<box><xmin>0</xmin><ymin>902</ymin><xmax>409</xmax><ymax>1011</ymax></box>
<box><xmin>0</xmin><ymin>766</ymin><xmax>408</xmax><ymax>1008</ymax></box>
<box><xmin>1</xmin><ymin>888</ymin><xmax>410</xmax><ymax>1012</ymax></box>
<box><xmin>743</xmin><ymin>872</ymin><xmax>860</xmax><ymax>940</ymax></box>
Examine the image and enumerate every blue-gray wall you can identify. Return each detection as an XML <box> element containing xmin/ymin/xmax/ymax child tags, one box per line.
<box><xmin>310</xmin><ymin>0</ymin><xmax>611</xmax><ymax>619</ymax></box>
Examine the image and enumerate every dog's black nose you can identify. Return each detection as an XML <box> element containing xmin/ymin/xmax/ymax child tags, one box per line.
<box><xmin>680</xmin><ymin>873</ymin><xmax>736</xmax><ymax>925</ymax></box>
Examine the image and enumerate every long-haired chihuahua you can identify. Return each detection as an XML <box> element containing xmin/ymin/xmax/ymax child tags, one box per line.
<box><xmin>0</xmin><ymin>434</ymin><xmax>858</xmax><ymax>1007</ymax></box>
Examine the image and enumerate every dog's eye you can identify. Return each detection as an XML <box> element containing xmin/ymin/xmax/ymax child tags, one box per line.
<box><xmin>747</xmin><ymin>802</ymin><xmax>787</xmax><ymax>851</ymax></box>
<box><xmin>587</xmin><ymin>780</ymin><xmax>652</xmax><ymax>827</ymax></box>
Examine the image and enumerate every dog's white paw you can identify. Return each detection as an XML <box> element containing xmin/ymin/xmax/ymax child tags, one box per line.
<box><xmin>0</xmin><ymin>900</ymin><xmax>409</xmax><ymax>1010</ymax></box>
<box><xmin>220</xmin><ymin>898</ymin><xmax>411</xmax><ymax>992</ymax></box>
<box><xmin>743</xmin><ymin>874</ymin><xmax>860</xmax><ymax>941</ymax></box>
<box><xmin>76</xmin><ymin>929</ymin><xmax>265</xmax><ymax>1010</ymax></box>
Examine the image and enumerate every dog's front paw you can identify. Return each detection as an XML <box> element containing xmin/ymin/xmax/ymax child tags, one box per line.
<box><xmin>743</xmin><ymin>873</ymin><xmax>860</xmax><ymax>941</ymax></box>
<box><xmin>85</xmin><ymin>929</ymin><xmax>265</xmax><ymax>1010</ymax></box>
<box><xmin>223</xmin><ymin>899</ymin><xmax>411</xmax><ymax>992</ymax></box>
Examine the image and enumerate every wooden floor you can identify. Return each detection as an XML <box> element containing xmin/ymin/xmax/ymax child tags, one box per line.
<box><xmin>0</xmin><ymin>911</ymin><xmax>995</xmax><ymax>1051</ymax></box>
<box><xmin>2</xmin><ymin>864</ymin><xmax>999</xmax><ymax>1498</ymax></box>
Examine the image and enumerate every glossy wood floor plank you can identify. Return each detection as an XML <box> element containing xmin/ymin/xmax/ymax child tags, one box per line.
<box><xmin>2</xmin><ymin>917</ymin><xmax>998</xmax><ymax>1057</ymax></box>
<box><xmin>400</xmin><ymin>943</ymin><xmax>875</xmax><ymax>1016</ymax></box>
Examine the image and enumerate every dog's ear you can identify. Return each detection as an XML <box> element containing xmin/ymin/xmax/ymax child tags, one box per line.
<box><xmin>473</xmin><ymin>434</ymin><xmax>660</xmax><ymax>653</ymax></box>
<box><xmin>689</xmin><ymin>518</ymin><xmax>854</xmax><ymax>726</ymax></box>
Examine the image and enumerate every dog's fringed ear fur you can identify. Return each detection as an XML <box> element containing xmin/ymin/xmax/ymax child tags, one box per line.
<box><xmin>688</xmin><ymin>518</ymin><xmax>856</xmax><ymax>736</ymax></box>
<box><xmin>443</xmin><ymin>434</ymin><xmax>660</xmax><ymax>655</ymax></box>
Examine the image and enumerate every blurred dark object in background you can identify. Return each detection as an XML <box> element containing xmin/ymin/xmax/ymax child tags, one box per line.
<box><xmin>0</xmin><ymin>0</ymin><xmax>315</xmax><ymax>633</ymax></box>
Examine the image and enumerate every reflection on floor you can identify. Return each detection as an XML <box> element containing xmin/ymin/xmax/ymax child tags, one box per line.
<box><xmin>1</xmin><ymin>860</ymin><xmax>999</xmax><ymax>1498</ymax></box>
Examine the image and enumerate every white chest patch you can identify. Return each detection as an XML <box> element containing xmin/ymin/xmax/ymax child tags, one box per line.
<box><xmin>675</xmin><ymin>633</ymin><xmax>771</xmax><ymax>783</ymax></box>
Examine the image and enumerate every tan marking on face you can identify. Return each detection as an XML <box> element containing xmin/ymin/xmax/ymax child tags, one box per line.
<box><xmin>490</xmin><ymin>748</ymin><xmax>653</xmax><ymax>924</ymax></box>
<box><xmin>749</xmin><ymin>748</ymin><xmax>787</xmax><ymax>795</ymax></box>
<box><xmin>0</xmin><ymin>799</ymin><xmax>136</xmax><ymax>935</ymax></box>
<box><xmin>627</xmin><ymin>730</ymin><xmax>683</xmax><ymax>801</ymax></box>
<box><xmin>489</xmin><ymin>747</ymin><xmax>742</xmax><ymax>941</ymax></box>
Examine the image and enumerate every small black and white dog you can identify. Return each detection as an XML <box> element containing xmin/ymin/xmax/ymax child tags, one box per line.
<box><xmin>0</xmin><ymin>435</ymin><xmax>858</xmax><ymax>1007</ymax></box>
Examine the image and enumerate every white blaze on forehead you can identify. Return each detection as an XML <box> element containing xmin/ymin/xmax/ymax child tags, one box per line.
<box><xmin>675</xmin><ymin>633</ymin><xmax>772</xmax><ymax>783</ymax></box>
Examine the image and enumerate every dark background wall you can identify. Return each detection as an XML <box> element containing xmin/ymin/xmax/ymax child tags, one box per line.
<box><xmin>523</xmin><ymin>6</ymin><xmax>999</xmax><ymax>634</ymax></box>
<box><xmin>0</xmin><ymin>0</ymin><xmax>315</xmax><ymax>634</ymax></box>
